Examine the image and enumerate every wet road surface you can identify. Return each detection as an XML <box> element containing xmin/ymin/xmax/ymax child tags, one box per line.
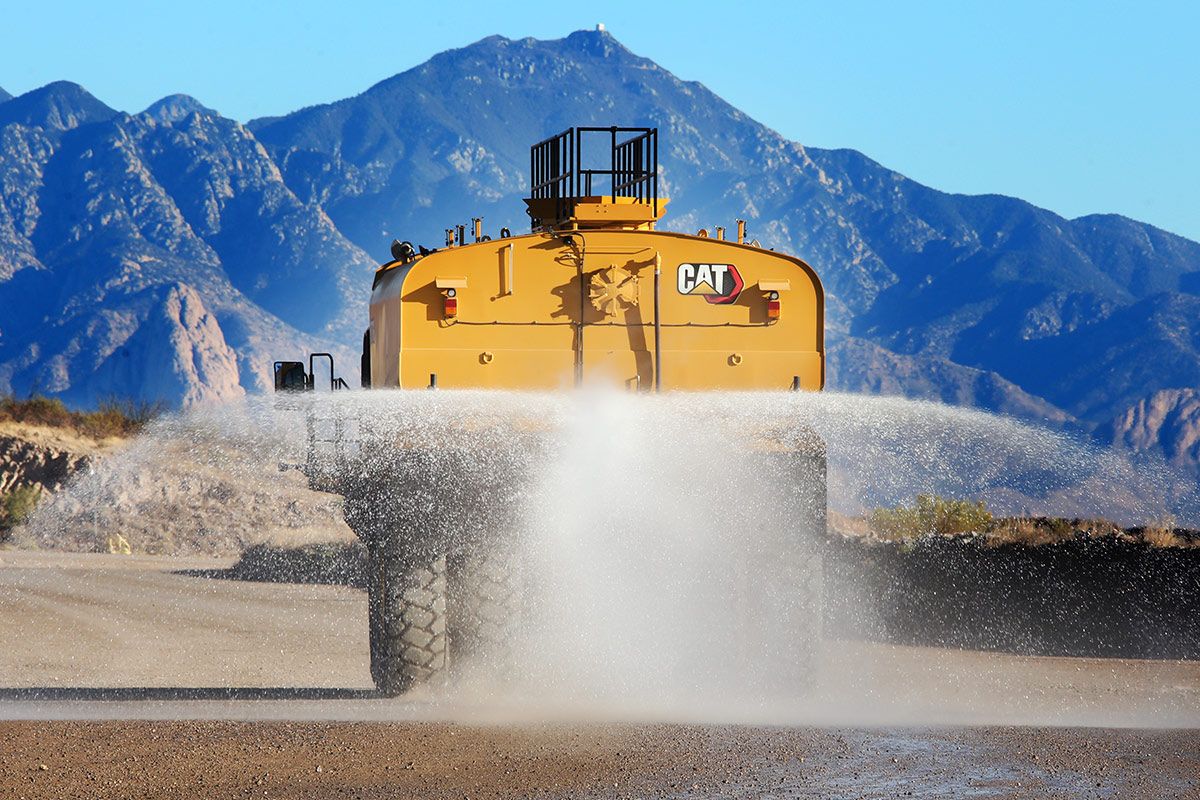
<box><xmin>1</xmin><ymin>551</ymin><xmax>1197</xmax><ymax>798</ymax></box>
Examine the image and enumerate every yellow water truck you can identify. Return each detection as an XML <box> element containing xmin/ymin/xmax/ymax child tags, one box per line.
<box><xmin>277</xmin><ymin>127</ymin><xmax>826</xmax><ymax>695</ymax></box>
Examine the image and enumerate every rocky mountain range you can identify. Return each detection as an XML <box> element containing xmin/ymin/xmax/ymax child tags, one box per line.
<box><xmin>1</xmin><ymin>30</ymin><xmax>1197</xmax><ymax>468</ymax></box>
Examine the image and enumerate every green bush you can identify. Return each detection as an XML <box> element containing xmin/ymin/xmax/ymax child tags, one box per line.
<box><xmin>0</xmin><ymin>485</ymin><xmax>42</xmax><ymax>542</ymax></box>
<box><xmin>869</xmin><ymin>494</ymin><xmax>994</xmax><ymax>541</ymax></box>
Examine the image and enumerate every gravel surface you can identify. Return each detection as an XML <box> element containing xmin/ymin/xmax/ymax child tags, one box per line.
<box><xmin>1</xmin><ymin>720</ymin><xmax>1198</xmax><ymax>799</ymax></box>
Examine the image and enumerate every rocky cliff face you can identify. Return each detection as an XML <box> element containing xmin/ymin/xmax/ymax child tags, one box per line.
<box><xmin>1</xmin><ymin>30</ymin><xmax>1197</xmax><ymax>469</ymax></box>
<box><xmin>1103</xmin><ymin>389</ymin><xmax>1200</xmax><ymax>471</ymax></box>
<box><xmin>0</xmin><ymin>84</ymin><xmax>362</xmax><ymax>407</ymax></box>
<box><xmin>81</xmin><ymin>283</ymin><xmax>244</xmax><ymax>408</ymax></box>
<box><xmin>0</xmin><ymin>422</ymin><xmax>105</xmax><ymax>496</ymax></box>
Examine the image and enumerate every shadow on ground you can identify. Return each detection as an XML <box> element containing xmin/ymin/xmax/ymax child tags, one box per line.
<box><xmin>0</xmin><ymin>687</ymin><xmax>378</xmax><ymax>701</ymax></box>
<box><xmin>185</xmin><ymin>536</ymin><xmax>1200</xmax><ymax>661</ymax></box>
<box><xmin>179</xmin><ymin>541</ymin><xmax>366</xmax><ymax>588</ymax></box>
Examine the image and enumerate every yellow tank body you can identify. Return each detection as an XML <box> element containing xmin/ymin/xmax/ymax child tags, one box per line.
<box><xmin>368</xmin><ymin>216</ymin><xmax>823</xmax><ymax>393</ymax></box>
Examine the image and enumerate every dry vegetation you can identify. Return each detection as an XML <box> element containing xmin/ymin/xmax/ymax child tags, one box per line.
<box><xmin>851</xmin><ymin>495</ymin><xmax>1200</xmax><ymax>549</ymax></box>
<box><xmin>0</xmin><ymin>484</ymin><xmax>41</xmax><ymax>542</ymax></box>
<box><xmin>1</xmin><ymin>395</ymin><xmax>163</xmax><ymax>544</ymax></box>
<box><xmin>868</xmin><ymin>494</ymin><xmax>993</xmax><ymax>541</ymax></box>
<box><xmin>0</xmin><ymin>395</ymin><xmax>161</xmax><ymax>440</ymax></box>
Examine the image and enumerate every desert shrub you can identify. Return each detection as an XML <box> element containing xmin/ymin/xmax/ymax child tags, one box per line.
<box><xmin>868</xmin><ymin>504</ymin><xmax>921</xmax><ymax>542</ymax></box>
<box><xmin>0</xmin><ymin>394</ymin><xmax>161</xmax><ymax>438</ymax></box>
<box><xmin>1139</xmin><ymin>517</ymin><xmax>1199</xmax><ymax>548</ymax></box>
<box><xmin>988</xmin><ymin>516</ymin><xmax>1039</xmax><ymax>545</ymax></box>
<box><xmin>869</xmin><ymin>494</ymin><xmax>993</xmax><ymax>541</ymax></box>
<box><xmin>81</xmin><ymin>397</ymin><xmax>165</xmax><ymax>438</ymax></box>
<box><xmin>0</xmin><ymin>395</ymin><xmax>73</xmax><ymax>428</ymax></box>
<box><xmin>0</xmin><ymin>485</ymin><xmax>42</xmax><ymax>542</ymax></box>
<box><xmin>1046</xmin><ymin>517</ymin><xmax>1075</xmax><ymax>538</ymax></box>
<box><xmin>989</xmin><ymin>516</ymin><xmax>1078</xmax><ymax>547</ymax></box>
<box><xmin>1143</xmin><ymin>526</ymin><xmax>1186</xmax><ymax>548</ymax></box>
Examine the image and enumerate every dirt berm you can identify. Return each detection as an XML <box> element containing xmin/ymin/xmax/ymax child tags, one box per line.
<box><xmin>0</xmin><ymin>422</ymin><xmax>112</xmax><ymax>496</ymax></box>
<box><xmin>3</xmin><ymin>418</ymin><xmax>352</xmax><ymax>556</ymax></box>
<box><xmin>827</xmin><ymin>531</ymin><xmax>1200</xmax><ymax>659</ymax></box>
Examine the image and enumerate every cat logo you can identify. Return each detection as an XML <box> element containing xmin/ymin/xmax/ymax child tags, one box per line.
<box><xmin>676</xmin><ymin>263</ymin><xmax>744</xmax><ymax>304</ymax></box>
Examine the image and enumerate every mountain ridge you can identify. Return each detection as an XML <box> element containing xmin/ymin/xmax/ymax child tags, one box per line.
<box><xmin>1</xmin><ymin>28</ymin><xmax>1197</xmax><ymax>471</ymax></box>
<box><xmin>142</xmin><ymin>94</ymin><xmax>218</xmax><ymax>125</ymax></box>
<box><xmin>0</xmin><ymin>80</ymin><xmax>117</xmax><ymax>132</ymax></box>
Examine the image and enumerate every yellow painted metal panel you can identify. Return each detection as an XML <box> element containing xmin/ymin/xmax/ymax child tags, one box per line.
<box><xmin>369</xmin><ymin>226</ymin><xmax>824</xmax><ymax>392</ymax></box>
<box><xmin>401</xmin><ymin>349</ymin><xmax>576</xmax><ymax>390</ymax></box>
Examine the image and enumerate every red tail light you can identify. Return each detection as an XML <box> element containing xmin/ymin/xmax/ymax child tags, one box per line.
<box><xmin>444</xmin><ymin>290</ymin><xmax>458</xmax><ymax>319</ymax></box>
<box><xmin>767</xmin><ymin>298</ymin><xmax>781</xmax><ymax>320</ymax></box>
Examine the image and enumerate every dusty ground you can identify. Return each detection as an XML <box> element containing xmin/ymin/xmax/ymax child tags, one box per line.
<box><xmin>7</xmin><ymin>419</ymin><xmax>353</xmax><ymax>555</ymax></box>
<box><xmin>0</xmin><ymin>551</ymin><xmax>1197</xmax><ymax>798</ymax></box>
<box><xmin>3</xmin><ymin>720</ymin><xmax>1199</xmax><ymax>799</ymax></box>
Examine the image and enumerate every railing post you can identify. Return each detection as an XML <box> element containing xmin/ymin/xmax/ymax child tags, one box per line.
<box><xmin>610</xmin><ymin>126</ymin><xmax>617</xmax><ymax>198</ymax></box>
<box><xmin>654</xmin><ymin>252</ymin><xmax>663</xmax><ymax>393</ymax></box>
<box><xmin>652</xmin><ymin>128</ymin><xmax>658</xmax><ymax>218</ymax></box>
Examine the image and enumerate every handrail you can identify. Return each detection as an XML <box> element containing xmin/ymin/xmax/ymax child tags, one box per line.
<box><xmin>308</xmin><ymin>353</ymin><xmax>347</xmax><ymax>392</ymax></box>
<box><xmin>529</xmin><ymin>126</ymin><xmax>658</xmax><ymax>223</ymax></box>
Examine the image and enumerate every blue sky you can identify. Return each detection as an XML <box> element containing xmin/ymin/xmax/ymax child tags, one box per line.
<box><xmin>3</xmin><ymin>1</ymin><xmax>1197</xmax><ymax>241</ymax></box>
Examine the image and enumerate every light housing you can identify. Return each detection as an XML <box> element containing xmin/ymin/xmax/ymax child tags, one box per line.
<box><xmin>767</xmin><ymin>291</ymin><xmax>781</xmax><ymax>320</ymax></box>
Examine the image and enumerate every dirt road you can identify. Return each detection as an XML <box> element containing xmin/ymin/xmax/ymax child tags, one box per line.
<box><xmin>1</xmin><ymin>551</ymin><xmax>1198</xmax><ymax>798</ymax></box>
<box><xmin>4</xmin><ymin>720</ymin><xmax>1199</xmax><ymax>799</ymax></box>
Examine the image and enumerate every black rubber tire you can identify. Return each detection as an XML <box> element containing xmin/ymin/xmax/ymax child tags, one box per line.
<box><xmin>367</xmin><ymin>551</ymin><xmax>385</xmax><ymax>689</ymax></box>
<box><xmin>448</xmin><ymin>546</ymin><xmax>524</xmax><ymax>668</ymax></box>
<box><xmin>368</xmin><ymin>550</ymin><xmax>449</xmax><ymax>696</ymax></box>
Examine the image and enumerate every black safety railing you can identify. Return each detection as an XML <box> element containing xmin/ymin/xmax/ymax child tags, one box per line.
<box><xmin>529</xmin><ymin>126</ymin><xmax>658</xmax><ymax>223</ymax></box>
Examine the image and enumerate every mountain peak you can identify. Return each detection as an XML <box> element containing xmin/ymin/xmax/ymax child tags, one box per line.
<box><xmin>143</xmin><ymin>94</ymin><xmax>217</xmax><ymax>125</ymax></box>
<box><xmin>0</xmin><ymin>80</ymin><xmax>117</xmax><ymax>132</ymax></box>
<box><xmin>562</xmin><ymin>26</ymin><xmax>625</xmax><ymax>56</ymax></box>
<box><xmin>0</xmin><ymin>86</ymin><xmax>12</xmax><ymax>104</ymax></box>
<box><xmin>460</xmin><ymin>27</ymin><xmax>626</xmax><ymax>59</ymax></box>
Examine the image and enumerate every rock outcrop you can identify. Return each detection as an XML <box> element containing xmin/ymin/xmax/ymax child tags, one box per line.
<box><xmin>0</xmin><ymin>423</ymin><xmax>107</xmax><ymax>496</ymax></box>
<box><xmin>0</xmin><ymin>82</ymin><xmax>363</xmax><ymax>408</ymax></box>
<box><xmin>1103</xmin><ymin>388</ymin><xmax>1200</xmax><ymax>470</ymax></box>
<box><xmin>15</xmin><ymin>418</ymin><xmax>352</xmax><ymax>556</ymax></box>
<box><xmin>83</xmin><ymin>283</ymin><xmax>245</xmax><ymax>408</ymax></box>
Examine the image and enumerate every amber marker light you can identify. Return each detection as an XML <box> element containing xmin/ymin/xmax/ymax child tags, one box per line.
<box><xmin>767</xmin><ymin>290</ymin><xmax>781</xmax><ymax>320</ymax></box>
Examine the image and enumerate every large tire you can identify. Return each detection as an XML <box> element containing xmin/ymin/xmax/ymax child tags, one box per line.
<box><xmin>448</xmin><ymin>546</ymin><xmax>524</xmax><ymax>673</ymax></box>
<box><xmin>368</xmin><ymin>549</ymin><xmax>449</xmax><ymax>696</ymax></box>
